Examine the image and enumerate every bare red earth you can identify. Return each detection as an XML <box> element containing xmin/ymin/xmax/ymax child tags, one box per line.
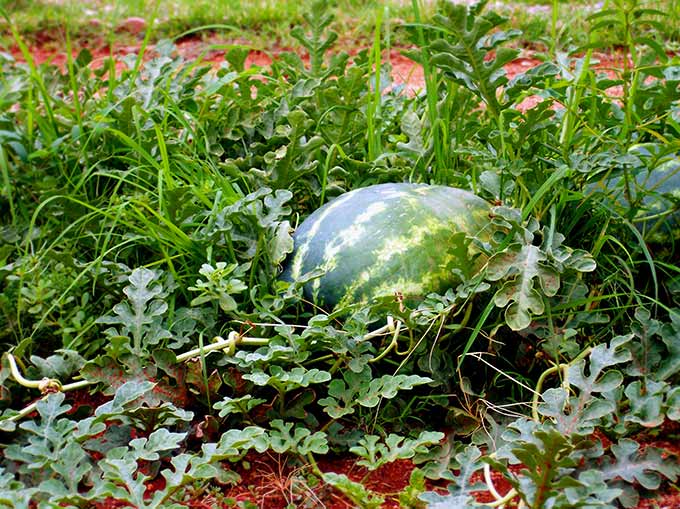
<box><xmin>3</xmin><ymin>33</ymin><xmax>640</xmax><ymax>108</ymax></box>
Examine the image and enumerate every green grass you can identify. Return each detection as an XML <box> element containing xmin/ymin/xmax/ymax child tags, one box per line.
<box><xmin>2</xmin><ymin>0</ymin><xmax>677</xmax><ymax>57</ymax></box>
<box><xmin>0</xmin><ymin>0</ymin><xmax>422</xmax><ymax>49</ymax></box>
<box><xmin>0</xmin><ymin>0</ymin><xmax>678</xmax><ymax>507</ymax></box>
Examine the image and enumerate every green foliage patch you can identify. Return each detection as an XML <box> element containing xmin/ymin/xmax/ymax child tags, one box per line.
<box><xmin>0</xmin><ymin>0</ymin><xmax>679</xmax><ymax>507</ymax></box>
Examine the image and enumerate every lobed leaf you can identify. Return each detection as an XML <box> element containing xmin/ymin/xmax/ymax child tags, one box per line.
<box><xmin>351</xmin><ymin>431</ymin><xmax>444</xmax><ymax>471</ymax></box>
<box><xmin>419</xmin><ymin>445</ymin><xmax>485</xmax><ymax>508</ymax></box>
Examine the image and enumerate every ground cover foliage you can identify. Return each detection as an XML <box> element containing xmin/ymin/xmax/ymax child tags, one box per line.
<box><xmin>0</xmin><ymin>0</ymin><xmax>679</xmax><ymax>507</ymax></box>
<box><xmin>1</xmin><ymin>0</ymin><xmax>678</xmax><ymax>55</ymax></box>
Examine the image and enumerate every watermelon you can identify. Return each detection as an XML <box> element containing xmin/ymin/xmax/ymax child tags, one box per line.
<box><xmin>588</xmin><ymin>144</ymin><xmax>679</xmax><ymax>242</ymax></box>
<box><xmin>281</xmin><ymin>183</ymin><xmax>492</xmax><ymax>310</ymax></box>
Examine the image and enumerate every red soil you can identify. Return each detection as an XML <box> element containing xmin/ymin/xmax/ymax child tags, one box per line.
<box><xmin>209</xmin><ymin>452</ymin><xmax>517</xmax><ymax>509</ymax></box>
<box><xmin>4</xmin><ymin>32</ymin><xmax>640</xmax><ymax>113</ymax></box>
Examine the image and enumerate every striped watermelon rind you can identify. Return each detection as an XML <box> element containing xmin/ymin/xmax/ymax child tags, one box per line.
<box><xmin>281</xmin><ymin>183</ymin><xmax>492</xmax><ymax>310</ymax></box>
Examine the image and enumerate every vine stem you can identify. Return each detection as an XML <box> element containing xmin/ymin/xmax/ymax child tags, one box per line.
<box><xmin>531</xmin><ymin>347</ymin><xmax>593</xmax><ymax>421</ymax></box>
<box><xmin>361</xmin><ymin>316</ymin><xmax>401</xmax><ymax>341</ymax></box>
<box><xmin>5</xmin><ymin>316</ymin><xmax>405</xmax><ymax>423</ymax></box>
<box><xmin>5</xmin><ymin>379</ymin><xmax>94</xmax><ymax>423</ymax></box>
<box><xmin>7</xmin><ymin>353</ymin><xmax>55</xmax><ymax>390</ymax></box>
<box><xmin>482</xmin><ymin>453</ymin><xmax>518</xmax><ymax>508</ymax></box>
<box><xmin>5</xmin><ymin>353</ymin><xmax>95</xmax><ymax>422</ymax></box>
<box><xmin>3</xmin><ymin>331</ymin><xmax>270</xmax><ymax>423</ymax></box>
<box><xmin>465</xmin><ymin>352</ymin><xmax>539</xmax><ymax>397</ymax></box>
<box><xmin>368</xmin><ymin>316</ymin><xmax>402</xmax><ymax>363</ymax></box>
<box><xmin>175</xmin><ymin>331</ymin><xmax>269</xmax><ymax>362</ymax></box>
<box><xmin>7</xmin><ymin>353</ymin><xmax>95</xmax><ymax>394</ymax></box>
<box><xmin>181</xmin><ymin>315</ymin><xmax>405</xmax><ymax>365</ymax></box>
<box><xmin>306</xmin><ymin>452</ymin><xmax>324</xmax><ymax>478</ymax></box>
<box><xmin>482</xmin><ymin>345</ymin><xmax>595</xmax><ymax>507</ymax></box>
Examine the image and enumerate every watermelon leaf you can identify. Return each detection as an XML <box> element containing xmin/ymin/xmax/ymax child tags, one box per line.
<box><xmin>487</xmin><ymin>243</ymin><xmax>558</xmax><ymax>331</ymax></box>
<box><xmin>242</xmin><ymin>366</ymin><xmax>331</xmax><ymax>392</ymax></box>
<box><xmin>266</xmin><ymin>420</ymin><xmax>328</xmax><ymax>455</ymax></box>
<box><xmin>600</xmin><ymin>440</ymin><xmax>680</xmax><ymax>508</ymax></box>
<box><xmin>426</xmin><ymin>0</ymin><xmax>521</xmax><ymax>118</ymax></box>
<box><xmin>538</xmin><ymin>336</ymin><xmax>631</xmax><ymax>435</ymax></box>
<box><xmin>418</xmin><ymin>445</ymin><xmax>486</xmax><ymax>508</ymax></box>
<box><xmin>350</xmin><ymin>431</ymin><xmax>445</xmax><ymax>471</ymax></box>
<box><xmin>323</xmin><ymin>472</ymin><xmax>385</xmax><ymax>509</ymax></box>
<box><xmin>188</xmin><ymin>261</ymin><xmax>249</xmax><ymax>313</ymax></box>
<box><xmin>96</xmin><ymin>268</ymin><xmax>171</xmax><ymax>355</ymax></box>
<box><xmin>485</xmin><ymin>207</ymin><xmax>596</xmax><ymax>331</ymax></box>
<box><xmin>318</xmin><ymin>368</ymin><xmax>432</xmax><ymax>418</ymax></box>
<box><xmin>214</xmin><ymin>395</ymin><xmax>267</xmax><ymax>418</ymax></box>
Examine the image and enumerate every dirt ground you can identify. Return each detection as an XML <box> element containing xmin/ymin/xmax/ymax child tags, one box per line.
<box><xmin>4</xmin><ymin>30</ymin><xmax>633</xmax><ymax>109</ymax></box>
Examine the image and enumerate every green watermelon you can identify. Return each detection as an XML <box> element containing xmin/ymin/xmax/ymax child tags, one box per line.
<box><xmin>588</xmin><ymin>144</ymin><xmax>679</xmax><ymax>243</ymax></box>
<box><xmin>281</xmin><ymin>183</ymin><xmax>492</xmax><ymax>310</ymax></box>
